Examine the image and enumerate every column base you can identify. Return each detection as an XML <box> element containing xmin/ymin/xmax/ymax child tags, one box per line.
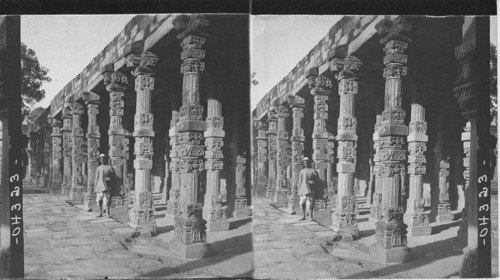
<box><xmin>370</xmin><ymin>244</ymin><xmax>411</xmax><ymax>263</ymax></box>
<box><xmin>169</xmin><ymin>240</ymin><xmax>211</xmax><ymax>259</ymax></box>
<box><xmin>436</xmin><ymin>203</ymin><xmax>454</xmax><ymax>223</ymax></box>
<box><xmin>313</xmin><ymin>199</ymin><xmax>332</xmax><ymax>227</ymax></box>
<box><xmin>255</xmin><ymin>183</ymin><xmax>267</xmax><ymax>197</ymax></box>
<box><xmin>404</xmin><ymin>212</ymin><xmax>431</xmax><ymax>236</ymax></box>
<box><xmin>459</xmin><ymin>247</ymin><xmax>477</xmax><ymax>278</ymax></box>
<box><xmin>207</xmin><ymin>220</ymin><xmax>230</xmax><ymax>232</ymax></box>
<box><xmin>129</xmin><ymin>221</ymin><xmax>158</xmax><ymax>238</ymax></box>
<box><xmin>82</xmin><ymin>193</ymin><xmax>95</xmax><ymax>212</ymax></box>
<box><xmin>331</xmin><ymin>214</ymin><xmax>359</xmax><ymax>241</ymax></box>
<box><xmin>61</xmin><ymin>183</ymin><xmax>70</xmax><ymax>196</ymax></box>
<box><xmin>70</xmin><ymin>186</ymin><xmax>85</xmax><ymax>204</ymax></box>
<box><xmin>286</xmin><ymin>196</ymin><xmax>301</xmax><ymax>215</ymax></box>
<box><xmin>234</xmin><ymin>198</ymin><xmax>252</xmax><ymax>218</ymax></box>
<box><xmin>266</xmin><ymin>188</ymin><xmax>275</xmax><ymax>199</ymax></box>
<box><xmin>273</xmin><ymin>189</ymin><xmax>289</xmax><ymax>207</ymax></box>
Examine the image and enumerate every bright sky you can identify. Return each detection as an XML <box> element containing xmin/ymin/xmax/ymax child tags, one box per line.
<box><xmin>251</xmin><ymin>15</ymin><xmax>341</xmax><ymax>109</ymax></box>
<box><xmin>21</xmin><ymin>15</ymin><xmax>136</xmax><ymax>108</ymax></box>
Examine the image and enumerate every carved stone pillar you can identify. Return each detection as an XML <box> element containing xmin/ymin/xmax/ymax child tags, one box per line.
<box><xmin>286</xmin><ymin>96</ymin><xmax>305</xmax><ymax>214</ymax></box>
<box><xmin>102</xmin><ymin>65</ymin><xmax>128</xmax><ymax>199</ymax></box>
<box><xmin>370</xmin><ymin>115</ymin><xmax>382</xmax><ymax>221</ymax></box>
<box><xmin>203</xmin><ymin>99</ymin><xmax>229</xmax><ymax>231</ymax></box>
<box><xmin>50</xmin><ymin>118</ymin><xmax>63</xmax><ymax>191</ymax></box>
<box><xmin>266</xmin><ymin>107</ymin><xmax>278</xmax><ymax>198</ymax></box>
<box><xmin>69</xmin><ymin>102</ymin><xmax>85</xmax><ymax>204</ymax></box>
<box><xmin>83</xmin><ymin>99</ymin><xmax>100</xmax><ymax>211</ymax></box>
<box><xmin>436</xmin><ymin>156</ymin><xmax>453</xmax><ymax>223</ymax></box>
<box><xmin>274</xmin><ymin>105</ymin><xmax>290</xmax><ymax>206</ymax></box>
<box><xmin>167</xmin><ymin>110</ymin><xmax>180</xmax><ymax>215</ymax></box>
<box><xmin>126</xmin><ymin>51</ymin><xmax>159</xmax><ymax>236</ymax></box>
<box><xmin>330</xmin><ymin>55</ymin><xmax>362</xmax><ymax>241</ymax></box>
<box><xmin>306</xmin><ymin>66</ymin><xmax>333</xmax><ymax>227</ymax></box>
<box><xmin>61</xmin><ymin>106</ymin><xmax>72</xmax><ymax>196</ymax></box>
<box><xmin>256</xmin><ymin>121</ymin><xmax>268</xmax><ymax>197</ymax></box>
<box><xmin>234</xmin><ymin>154</ymin><xmax>251</xmax><ymax>218</ymax></box>
<box><xmin>171</xmin><ymin>14</ymin><xmax>210</xmax><ymax>259</ymax></box>
<box><xmin>370</xmin><ymin>17</ymin><xmax>412</xmax><ymax>263</ymax></box>
<box><xmin>458</xmin><ymin>121</ymin><xmax>471</xmax><ymax>242</ymax></box>
<box><xmin>404</xmin><ymin>104</ymin><xmax>431</xmax><ymax>235</ymax></box>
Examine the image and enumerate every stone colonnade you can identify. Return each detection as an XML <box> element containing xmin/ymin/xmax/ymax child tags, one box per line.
<box><xmin>253</xmin><ymin>16</ymin><xmax>486</xmax><ymax>269</ymax></box>
<box><xmin>33</xmin><ymin>14</ymin><xmax>251</xmax><ymax>260</ymax></box>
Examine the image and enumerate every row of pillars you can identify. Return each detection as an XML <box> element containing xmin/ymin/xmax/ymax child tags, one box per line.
<box><xmin>45</xmin><ymin>15</ymin><xmax>250</xmax><ymax>259</ymax></box>
<box><xmin>254</xmin><ymin>16</ymin><xmax>482</xmax><ymax>270</ymax></box>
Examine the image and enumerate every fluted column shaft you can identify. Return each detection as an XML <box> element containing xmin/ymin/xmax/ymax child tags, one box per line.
<box><xmin>126</xmin><ymin>51</ymin><xmax>159</xmax><ymax>235</ymax></box>
<box><xmin>330</xmin><ymin>55</ymin><xmax>362</xmax><ymax>240</ymax></box>
<box><xmin>203</xmin><ymin>100</ymin><xmax>229</xmax><ymax>230</ymax></box>
<box><xmin>83</xmin><ymin>100</ymin><xmax>101</xmax><ymax>210</ymax></box>
<box><xmin>266</xmin><ymin>108</ymin><xmax>278</xmax><ymax>198</ymax></box>
<box><xmin>61</xmin><ymin>107</ymin><xmax>73</xmax><ymax>195</ymax></box>
<box><xmin>404</xmin><ymin>104</ymin><xmax>431</xmax><ymax>235</ymax></box>
<box><xmin>370</xmin><ymin>17</ymin><xmax>412</xmax><ymax>263</ymax></box>
<box><xmin>50</xmin><ymin>118</ymin><xmax>63</xmax><ymax>191</ymax></box>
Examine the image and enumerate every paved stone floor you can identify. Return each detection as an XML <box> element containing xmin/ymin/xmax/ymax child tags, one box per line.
<box><xmin>24</xmin><ymin>193</ymin><xmax>253</xmax><ymax>278</ymax></box>
<box><xmin>252</xmin><ymin>196</ymin><xmax>499</xmax><ymax>279</ymax></box>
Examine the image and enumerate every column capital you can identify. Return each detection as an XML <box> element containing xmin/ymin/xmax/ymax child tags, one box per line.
<box><xmin>375</xmin><ymin>16</ymin><xmax>412</xmax><ymax>45</ymax></box>
<box><xmin>173</xmin><ymin>14</ymin><xmax>209</xmax><ymax>40</ymax></box>
<box><xmin>287</xmin><ymin>95</ymin><xmax>305</xmax><ymax>109</ymax></box>
<box><xmin>102</xmin><ymin>65</ymin><xmax>128</xmax><ymax>92</ymax></box>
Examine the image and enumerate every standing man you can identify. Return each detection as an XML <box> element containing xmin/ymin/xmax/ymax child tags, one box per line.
<box><xmin>297</xmin><ymin>157</ymin><xmax>319</xmax><ymax>220</ymax></box>
<box><xmin>94</xmin><ymin>154</ymin><xmax>115</xmax><ymax>217</ymax></box>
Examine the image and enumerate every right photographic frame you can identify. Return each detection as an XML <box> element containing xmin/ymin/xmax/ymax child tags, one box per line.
<box><xmin>250</xmin><ymin>15</ymin><xmax>497</xmax><ymax>279</ymax></box>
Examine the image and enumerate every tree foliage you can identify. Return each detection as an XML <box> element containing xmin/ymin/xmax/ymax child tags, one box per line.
<box><xmin>21</xmin><ymin>42</ymin><xmax>51</xmax><ymax>119</ymax></box>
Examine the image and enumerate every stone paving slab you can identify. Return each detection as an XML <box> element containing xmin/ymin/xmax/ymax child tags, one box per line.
<box><xmin>24</xmin><ymin>193</ymin><xmax>253</xmax><ymax>278</ymax></box>
<box><xmin>252</xmin><ymin>196</ymin><xmax>499</xmax><ymax>279</ymax></box>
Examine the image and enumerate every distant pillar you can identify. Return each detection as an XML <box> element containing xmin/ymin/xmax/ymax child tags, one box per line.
<box><xmin>50</xmin><ymin>118</ymin><xmax>63</xmax><ymax>192</ymax></box>
<box><xmin>203</xmin><ymin>99</ymin><xmax>229</xmax><ymax>231</ymax></box>
<box><xmin>306</xmin><ymin>66</ymin><xmax>333</xmax><ymax>227</ymax></box>
<box><xmin>171</xmin><ymin>14</ymin><xmax>210</xmax><ymax>259</ymax></box>
<box><xmin>126</xmin><ymin>50</ymin><xmax>159</xmax><ymax>236</ymax></box>
<box><xmin>286</xmin><ymin>96</ymin><xmax>305</xmax><ymax>214</ymax></box>
<box><xmin>436</xmin><ymin>156</ymin><xmax>453</xmax><ymax>223</ymax></box>
<box><xmin>370</xmin><ymin>17</ymin><xmax>412</xmax><ymax>263</ymax></box>
<box><xmin>370</xmin><ymin>115</ymin><xmax>382</xmax><ymax>221</ymax></box>
<box><xmin>274</xmin><ymin>105</ymin><xmax>290</xmax><ymax>206</ymax></box>
<box><xmin>404</xmin><ymin>104</ymin><xmax>431</xmax><ymax>236</ymax></box>
<box><xmin>167</xmin><ymin>110</ymin><xmax>180</xmax><ymax>215</ymax></box>
<box><xmin>234</xmin><ymin>154</ymin><xmax>251</xmax><ymax>218</ymax></box>
<box><xmin>61</xmin><ymin>106</ymin><xmax>73</xmax><ymax>196</ymax></box>
<box><xmin>69</xmin><ymin>102</ymin><xmax>85</xmax><ymax>204</ymax></box>
<box><xmin>266</xmin><ymin>107</ymin><xmax>278</xmax><ymax>198</ymax></box>
<box><xmin>330</xmin><ymin>55</ymin><xmax>362</xmax><ymax>241</ymax></box>
<box><xmin>458</xmin><ymin>121</ymin><xmax>471</xmax><ymax>242</ymax></box>
<box><xmin>83</xmin><ymin>99</ymin><xmax>101</xmax><ymax>211</ymax></box>
<box><xmin>256</xmin><ymin>121</ymin><xmax>268</xmax><ymax>197</ymax></box>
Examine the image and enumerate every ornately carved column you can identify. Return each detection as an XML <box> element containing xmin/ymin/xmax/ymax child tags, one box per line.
<box><xmin>286</xmin><ymin>96</ymin><xmax>305</xmax><ymax>214</ymax></box>
<box><xmin>306</xmin><ymin>66</ymin><xmax>333</xmax><ymax>227</ymax></box>
<box><xmin>167</xmin><ymin>110</ymin><xmax>180</xmax><ymax>215</ymax></box>
<box><xmin>61</xmin><ymin>106</ymin><xmax>73</xmax><ymax>195</ymax></box>
<box><xmin>266</xmin><ymin>107</ymin><xmax>278</xmax><ymax>198</ymax></box>
<box><xmin>370</xmin><ymin>115</ymin><xmax>382</xmax><ymax>221</ymax></box>
<box><xmin>50</xmin><ymin>118</ymin><xmax>63</xmax><ymax>192</ymax></box>
<box><xmin>102</xmin><ymin>65</ymin><xmax>128</xmax><ymax>197</ymax></box>
<box><xmin>203</xmin><ymin>99</ymin><xmax>229</xmax><ymax>231</ymax></box>
<box><xmin>370</xmin><ymin>17</ymin><xmax>412</xmax><ymax>263</ymax></box>
<box><xmin>83</xmin><ymin>99</ymin><xmax>101</xmax><ymax>211</ymax></box>
<box><xmin>69</xmin><ymin>102</ymin><xmax>85</xmax><ymax>204</ymax></box>
<box><xmin>458</xmin><ymin>121</ymin><xmax>471</xmax><ymax>241</ymax></box>
<box><xmin>234</xmin><ymin>154</ymin><xmax>251</xmax><ymax>217</ymax></box>
<box><xmin>404</xmin><ymin>104</ymin><xmax>431</xmax><ymax>236</ymax></box>
<box><xmin>256</xmin><ymin>121</ymin><xmax>268</xmax><ymax>197</ymax></box>
<box><xmin>171</xmin><ymin>14</ymin><xmax>210</xmax><ymax>258</ymax></box>
<box><xmin>127</xmin><ymin>51</ymin><xmax>159</xmax><ymax>236</ymax></box>
<box><xmin>330</xmin><ymin>55</ymin><xmax>362</xmax><ymax>241</ymax></box>
<box><xmin>436</xmin><ymin>156</ymin><xmax>453</xmax><ymax>222</ymax></box>
<box><xmin>274</xmin><ymin>105</ymin><xmax>290</xmax><ymax>206</ymax></box>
